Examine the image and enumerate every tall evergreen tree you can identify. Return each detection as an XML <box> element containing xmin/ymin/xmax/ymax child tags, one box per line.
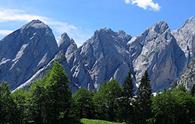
<box><xmin>120</xmin><ymin>72</ymin><xmax>134</xmax><ymax>123</ymax></box>
<box><xmin>31</xmin><ymin>82</ymin><xmax>47</xmax><ymax>123</ymax></box>
<box><xmin>44</xmin><ymin>61</ymin><xmax>72</xmax><ymax>124</ymax></box>
<box><xmin>93</xmin><ymin>80</ymin><xmax>122</xmax><ymax>121</ymax></box>
<box><xmin>73</xmin><ymin>88</ymin><xmax>94</xmax><ymax>119</ymax></box>
<box><xmin>123</xmin><ymin>72</ymin><xmax>134</xmax><ymax>98</ymax></box>
<box><xmin>29</xmin><ymin>61</ymin><xmax>73</xmax><ymax>124</ymax></box>
<box><xmin>136</xmin><ymin>71</ymin><xmax>152</xmax><ymax>124</ymax></box>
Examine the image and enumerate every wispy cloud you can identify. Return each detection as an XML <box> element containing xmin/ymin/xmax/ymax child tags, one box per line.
<box><xmin>0</xmin><ymin>9</ymin><xmax>47</xmax><ymax>22</ymax></box>
<box><xmin>0</xmin><ymin>29</ymin><xmax>13</xmax><ymax>36</ymax></box>
<box><xmin>0</xmin><ymin>8</ymin><xmax>90</xmax><ymax>45</ymax></box>
<box><xmin>124</xmin><ymin>0</ymin><xmax>160</xmax><ymax>11</ymax></box>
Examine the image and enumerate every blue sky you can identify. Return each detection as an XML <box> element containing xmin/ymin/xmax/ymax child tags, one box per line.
<box><xmin>0</xmin><ymin>0</ymin><xmax>195</xmax><ymax>45</ymax></box>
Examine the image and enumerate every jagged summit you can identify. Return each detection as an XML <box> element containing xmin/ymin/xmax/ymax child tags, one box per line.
<box><xmin>59</xmin><ymin>32</ymin><xmax>77</xmax><ymax>53</ymax></box>
<box><xmin>182</xmin><ymin>17</ymin><xmax>195</xmax><ymax>32</ymax></box>
<box><xmin>0</xmin><ymin>20</ymin><xmax>58</xmax><ymax>89</ymax></box>
<box><xmin>88</xmin><ymin>28</ymin><xmax>131</xmax><ymax>48</ymax></box>
<box><xmin>0</xmin><ymin>18</ymin><xmax>194</xmax><ymax>92</ymax></box>
<box><xmin>185</xmin><ymin>16</ymin><xmax>195</xmax><ymax>24</ymax></box>
<box><xmin>95</xmin><ymin>27</ymin><xmax>113</xmax><ymax>33</ymax></box>
<box><xmin>59</xmin><ymin>33</ymin><xmax>71</xmax><ymax>46</ymax></box>
<box><xmin>173</xmin><ymin>17</ymin><xmax>195</xmax><ymax>60</ymax></box>
<box><xmin>94</xmin><ymin>28</ymin><xmax>131</xmax><ymax>38</ymax></box>
<box><xmin>61</xmin><ymin>33</ymin><xmax>71</xmax><ymax>42</ymax></box>
<box><xmin>128</xmin><ymin>21</ymin><xmax>186</xmax><ymax>90</ymax></box>
<box><xmin>22</xmin><ymin>19</ymin><xmax>50</xmax><ymax>30</ymax></box>
<box><xmin>151</xmin><ymin>21</ymin><xmax>169</xmax><ymax>34</ymax></box>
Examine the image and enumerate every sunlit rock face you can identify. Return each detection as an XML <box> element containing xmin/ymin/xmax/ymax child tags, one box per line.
<box><xmin>1</xmin><ymin>18</ymin><xmax>195</xmax><ymax>92</ymax></box>
<box><xmin>129</xmin><ymin>21</ymin><xmax>186</xmax><ymax>91</ymax></box>
<box><xmin>0</xmin><ymin>20</ymin><xmax>58</xmax><ymax>89</ymax></box>
<box><xmin>71</xmin><ymin>28</ymin><xmax>133</xmax><ymax>90</ymax></box>
<box><xmin>173</xmin><ymin>17</ymin><xmax>195</xmax><ymax>63</ymax></box>
<box><xmin>177</xmin><ymin>58</ymin><xmax>195</xmax><ymax>90</ymax></box>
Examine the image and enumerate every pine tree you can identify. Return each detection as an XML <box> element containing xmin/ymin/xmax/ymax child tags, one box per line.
<box><xmin>29</xmin><ymin>61</ymin><xmax>73</xmax><ymax>124</ymax></box>
<box><xmin>121</xmin><ymin>72</ymin><xmax>134</xmax><ymax>123</ymax></box>
<box><xmin>123</xmin><ymin>72</ymin><xmax>134</xmax><ymax>98</ymax></box>
<box><xmin>93</xmin><ymin>80</ymin><xmax>122</xmax><ymax>121</ymax></box>
<box><xmin>44</xmin><ymin>61</ymin><xmax>72</xmax><ymax>124</ymax></box>
<box><xmin>31</xmin><ymin>83</ymin><xmax>47</xmax><ymax>123</ymax></box>
<box><xmin>73</xmin><ymin>88</ymin><xmax>94</xmax><ymax>119</ymax></box>
<box><xmin>136</xmin><ymin>71</ymin><xmax>152</xmax><ymax>124</ymax></box>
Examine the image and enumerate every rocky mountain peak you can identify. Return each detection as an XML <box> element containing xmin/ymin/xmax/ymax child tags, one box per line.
<box><xmin>173</xmin><ymin>17</ymin><xmax>195</xmax><ymax>60</ymax></box>
<box><xmin>59</xmin><ymin>33</ymin><xmax>77</xmax><ymax>53</ymax></box>
<box><xmin>61</xmin><ymin>33</ymin><xmax>71</xmax><ymax>42</ymax></box>
<box><xmin>152</xmin><ymin>21</ymin><xmax>169</xmax><ymax>34</ymax></box>
<box><xmin>22</xmin><ymin>19</ymin><xmax>49</xmax><ymax>30</ymax></box>
<box><xmin>90</xmin><ymin>28</ymin><xmax>131</xmax><ymax>48</ymax></box>
<box><xmin>95</xmin><ymin>28</ymin><xmax>113</xmax><ymax>34</ymax></box>
<box><xmin>0</xmin><ymin>20</ymin><xmax>58</xmax><ymax>89</ymax></box>
<box><xmin>184</xmin><ymin>17</ymin><xmax>195</xmax><ymax>25</ymax></box>
<box><xmin>178</xmin><ymin>17</ymin><xmax>195</xmax><ymax>33</ymax></box>
<box><xmin>93</xmin><ymin>28</ymin><xmax>114</xmax><ymax>40</ymax></box>
<box><xmin>0</xmin><ymin>18</ymin><xmax>194</xmax><ymax>92</ymax></box>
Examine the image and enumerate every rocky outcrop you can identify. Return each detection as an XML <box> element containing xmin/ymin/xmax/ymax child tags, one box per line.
<box><xmin>173</xmin><ymin>17</ymin><xmax>195</xmax><ymax>62</ymax></box>
<box><xmin>0</xmin><ymin>20</ymin><xmax>58</xmax><ymax>89</ymax></box>
<box><xmin>177</xmin><ymin>58</ymin><xmax>195</xmax><ymax>90</ymax></box>
<box><xmin>129</xmin><ymin>22</ymin><xmax>186</xmax><ymax>91</ymax></box>
<box><xmin>1</xmin><ymin>18</ymin><xmax>195</xmax><ymax>92</ymax></box>
<box><xmin>73</xmin><ymin>28</ymin><xmax>133</xmax><ymax>89</ymax></box>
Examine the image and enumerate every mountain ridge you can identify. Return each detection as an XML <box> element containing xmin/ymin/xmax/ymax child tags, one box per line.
<box><xmin>0</xmin><ymin>18</ymin><xmax>194</xmax><ymax>91</ymax></box>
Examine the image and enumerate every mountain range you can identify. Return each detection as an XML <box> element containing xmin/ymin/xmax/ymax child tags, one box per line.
<box><xmin>0</xmin><ymin>17</ymin><xmax>195</xmax><ymax>92</ymax></box>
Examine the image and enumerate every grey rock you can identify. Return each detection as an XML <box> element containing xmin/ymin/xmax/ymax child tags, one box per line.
<box><xmin>177</xmin><ymin>58</ymin><xmax>195</xmax><ymax>90</ymax></box>
<box><xmin>2</xmin><ymin>18</ymin><xmax>195</xmax><ymax>92</ymax></box>
<box><xmin>0</xmin><ymin>20</ymin><xmax>58</xmax><ymax>89</ymax></box>
<box><xmin>173</xmin><ymin>17</ymin><xmax>195</xmax><ymax>62</ymax></box>
<box><xmin>69</xmin><ymin>28</ymin><xmax>133</xmax><ymax>90</ymax></box>
<box><xmin>129</xmin><ymin>21</ymin><xmax>186</xmax><ymax>91</ymax></box>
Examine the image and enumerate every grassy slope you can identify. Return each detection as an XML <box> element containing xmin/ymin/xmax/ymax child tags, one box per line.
<box><xmin>80</xmin><ymin>118</ymin><xmax>122</xmax><ymax>124</ymax></box>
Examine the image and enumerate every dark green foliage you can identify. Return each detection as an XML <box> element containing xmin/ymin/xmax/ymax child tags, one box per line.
<box><xmin>123</xmin><ymin>72</ymin><xmax>134</xmax><ymax>98</ymax></box>
<box><xmin>28</xmin><ymin>61</ymin><xmax>74</xmax><ymax>124</ymax></box>
<box><xmin>12</xmin><ymin>89</ymin><xmax>31</xmax><ymax>124</ymax></box>
<box><xmin>73</xmin><ymin>88</ymin><xmax>94</xmax><ymax>119</ymax></box>
<box><xmin>30</xmin><ymin>81</ymin><xmax>47</xmax><ymax>123</ymax></box>
<box><xmin>93</xmin><ymin>80</ymin><xmax>122</xmax><ymax>121</ymax></box>
<box><xmin>152</xmin><ymin>89</ymin><xmax>195</xmax><ymax>124</ymax></box>
<box><xmin>136</xmin><ymin>71</ymin><xmax>152</xmax><ymax>124</ymax></box>
<box><xmin>43</xmin><ymin>61</ymin><xmax>72</xmax><ymax>123</ymax></box>
<box><xmin>177</xmin><ymin>84</ymin><xmax>187</xmax><ymax>92</ymax></box>
<box><xmin>0</xmin><ymin>83</ymin><xmax>19</xmax><ymax>124</ymax></box>
<box><xmin>1</xmin><ymin>62</ymin><xmax>195</xmax><ymax>124</ymax></box>
<box><xmin>120</xmin><ymin>72</ymin><xmax>134</xmax><ymax>123</ymax></box>
<box><xmin>191</xmin><ymin>84</ymin><xmax>195</xmax><ymax>96</ymax></box>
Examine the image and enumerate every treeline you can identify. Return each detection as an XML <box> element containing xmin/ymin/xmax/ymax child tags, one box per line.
<box><xmin>1</xmin><ymin>62</ymin><xmax>195</xmax><ymax>124</ymax></box>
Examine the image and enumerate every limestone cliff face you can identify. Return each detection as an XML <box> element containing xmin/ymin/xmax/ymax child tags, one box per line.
<box><xmin>0</xmin><ymin>20</ymin><xmax>58</xmax><ymax>89</ymax></box>
<box><xmin>178</xmin><ymin>58</ymin><xmax>195</xmax><ymax>90</ymax></box>
<box><xmin>1</xmin><ymin>18</ymin><xmax>195</xmax><ymax>92</ymax></box>
<box><xmin>129</xmin><ymin>22</ymin><xmax>186</xmax><ymax>91</ymax></box>
<box><xmin>73</xmin><ymin>29</ymin><xmax>133</xmax><ymax>89</ymax></box>
<box><xmin>173</xmin><ymin>17</ymin><xmax>195</xmax><ymax>62</ymax></box>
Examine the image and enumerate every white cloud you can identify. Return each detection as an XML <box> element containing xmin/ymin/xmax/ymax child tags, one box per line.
<box><xmin>0</xmin><ymin>8</ymin><xmax>90</xmax><ymax>45</ymax></box>
<box><xmin>124</xmin><ymin>0</ymin><xmax>160</xmax><ymax>11</ymax></box>
<box><xmin>0</xmin><ymin>9</ymin><xmax>47</xmax><ymax>22</ymax></box>
<box><xmin>0</xmin><ymin>30</ymin><xmax>13</xmax><ymax>36</ymax></box>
